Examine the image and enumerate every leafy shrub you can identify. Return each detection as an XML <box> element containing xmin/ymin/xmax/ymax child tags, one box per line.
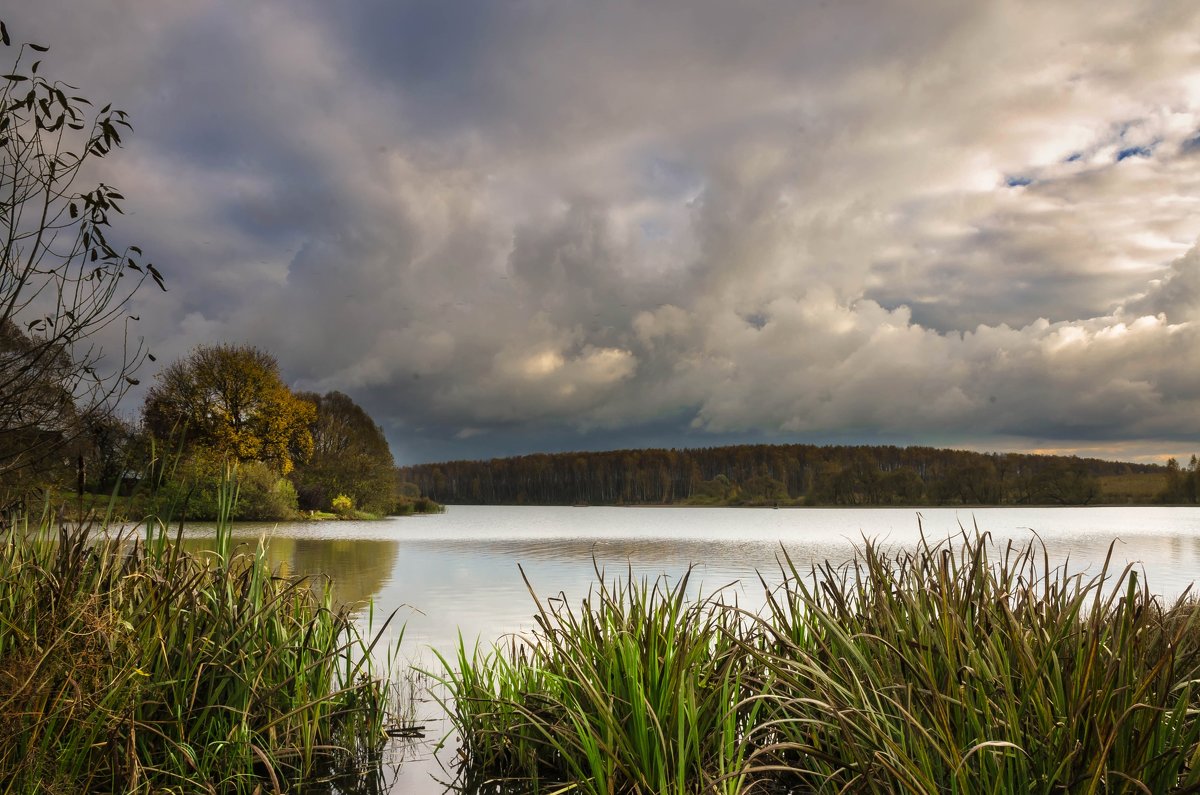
<box><xmin>149</xmin><ymin>454</ymin><xmax>300</xmax><ymax>521</ymax></box>
<box><xmin>233</xmin><ymin>460</ymin><xmax>300</xmax><ymax>520</ymax></box>
<box><xmin>331</xmin><ymin>494</ymin><xmax>354</xmax><ymax>515</ymax></box>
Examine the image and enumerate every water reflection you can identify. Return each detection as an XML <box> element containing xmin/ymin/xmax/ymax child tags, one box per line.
<box><xmin>176</xmin><ymin>534</ymin><xmax>399</xmax><ymax>612</ymax></box>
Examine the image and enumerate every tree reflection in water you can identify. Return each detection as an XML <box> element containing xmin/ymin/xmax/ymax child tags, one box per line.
<box><xmin>174</xmin><ymin>534</ymin><xmax>399</xmax><ymax>612</ymax></box>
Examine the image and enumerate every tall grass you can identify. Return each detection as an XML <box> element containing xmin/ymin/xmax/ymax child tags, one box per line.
<box><xmin>440</xmin><ymin>566</ymin><xmax>761</xmax><ymax>795</ymax></box>
<box><xmin>441</xmin><ymin>533</ymin><xmax>1200</xmax><ymax>794</ymax></box>
<box><xmin>0</xmin><ymin>492</ymin><xmax>400</xmax><ymax>792</ymax></box>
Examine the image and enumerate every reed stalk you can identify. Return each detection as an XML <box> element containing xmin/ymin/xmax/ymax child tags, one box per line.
<box><xmin>0</xmin><ymin>482</ymin><xmax>400</xmax><ymax>793</ymax></box>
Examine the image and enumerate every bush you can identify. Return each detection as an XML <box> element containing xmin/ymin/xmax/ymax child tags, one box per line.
<box><xmin>331</xmin><ymin>494</ymin><xmax>354</xmax><ymax>515</ymax></box>
<box><xmin>233</xmin><ymin>461</ymin><xmax>300</xmax><ymax>520</ymax></box>
<box><xmin>149</xmin><ymin>454</ymin><xmax>300</xmax><ymax>521</ymax></box>
<box><xmin>390</xmin><ymin>495</ymin><xmax>443</xmax><ymax>515</ymax></box>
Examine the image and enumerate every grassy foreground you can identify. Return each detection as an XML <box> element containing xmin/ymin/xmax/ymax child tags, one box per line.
<box><xmin>0</xmin><ymin>504</ymin><xmax>398</xmax><ymax>793</ymax></box>
<box><xmin>442</xmin><ymin>533</ymin><xmax>1200</xmax><ymax>794</ymax></box>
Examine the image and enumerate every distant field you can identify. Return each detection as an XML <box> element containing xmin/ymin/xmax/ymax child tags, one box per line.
<box><xmin>1098</xmin><ymin>472</ymin><xmax>1165</xmax><ymax>503</ymax></box>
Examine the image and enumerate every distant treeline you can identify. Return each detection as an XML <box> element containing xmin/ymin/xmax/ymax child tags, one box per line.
<box><xmin>399</xmin><ymin>444</ymin><xmax>1190</xmax><ymax>506</ymax></box>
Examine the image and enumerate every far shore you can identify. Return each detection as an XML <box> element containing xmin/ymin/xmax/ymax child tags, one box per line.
<box><xmin>436</xmin><ymin>501</ymin><xmax>1180</xmax><ymax>509</ymax></box>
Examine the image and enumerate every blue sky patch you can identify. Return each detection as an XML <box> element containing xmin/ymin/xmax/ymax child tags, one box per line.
<box><xmin>1116</xmin><ymin>145</ymin><xmax>1153</xmax><ymax>161</ymax></box>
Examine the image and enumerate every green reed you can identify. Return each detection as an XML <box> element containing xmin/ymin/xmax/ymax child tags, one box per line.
<box><xmin>441</xmin><ymin>533</ymin><xmax>1200</xmax><ymax>794</ymax></box>
<box><xmin>0</xmin><ymin>490</ymin><xmax>400</xmax><ymax>793</ymax></box>
<box><xmin>439</xmin><ymin>565</ymin><xmax>761</xmax><ymax>795</ymax></box>
<box><xmin>748</xmin><ymin>533</ymin><xmax>1200</xmax><ymax>794</ymax></box>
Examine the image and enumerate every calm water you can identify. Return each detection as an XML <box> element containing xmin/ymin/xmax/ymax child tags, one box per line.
<box><xmin>179</xmin><ymin>505</ymin><xmax>1200</xmax><ymax>793</ymax></box>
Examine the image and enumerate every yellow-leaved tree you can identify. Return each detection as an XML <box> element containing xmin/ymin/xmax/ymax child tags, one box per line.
<box><xmin>143</xmin><ymin>344</ymin><xmax>315</xmax><ymax>473</ymax></box>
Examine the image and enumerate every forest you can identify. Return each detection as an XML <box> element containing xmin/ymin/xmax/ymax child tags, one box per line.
<box><xmin>400</xmin><ymin>444</ymin><xmax>1196</xmax><ymax>507</ymax></box>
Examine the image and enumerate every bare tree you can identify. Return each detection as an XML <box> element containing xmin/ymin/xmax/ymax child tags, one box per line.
<box><xmin>0</xmin><ymin>19</ymin><xmax>163</xmax><ymax>487</ymax></box>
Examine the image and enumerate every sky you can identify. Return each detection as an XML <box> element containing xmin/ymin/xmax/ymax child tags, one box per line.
<box><xmin>6</xmin><ymin>1</ymin><xmax>1200</xmax><ymax>465</ymax></box>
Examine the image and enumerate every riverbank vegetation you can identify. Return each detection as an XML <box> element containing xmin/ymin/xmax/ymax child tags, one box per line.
<box><xmin>0</xmin><ymin>505</ymin><xmax>400</xmax><ymax>793</ymax></box>
<box><xmin>442</xmin><ymin>532</ymin><xmax>1200</xmax><ymax>793</ymax></box>
<box><xmin>137</xmin><ymin>343</ymin><xmax>440</xmax><ymax>521</ymax></box>
<box><xmin>4</xmin><ymin>341</ymin><xmax>440</xmax><ymax>523</ymax></box>
<box><xmin>402</xmin><ymin>443</ymin><xmax>1194</xmax><ymax>507</ymax></box>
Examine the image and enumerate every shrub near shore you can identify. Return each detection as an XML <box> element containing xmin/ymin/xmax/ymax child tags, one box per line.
<box><xmin>442</xmin><ymin>533</ymin><xmax>1200</xmax><ymax>794</ymax></box>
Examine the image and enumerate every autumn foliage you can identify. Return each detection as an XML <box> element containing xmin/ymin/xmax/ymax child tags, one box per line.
<box><xmin>140</xmin><ymin>344</ymin><xmax>419</xmax><ymax>520</ymax></box>
<box><xmin>143</xmin><ymin>344</ymin><xmax>315</xmax><ymax>474</ymax></box>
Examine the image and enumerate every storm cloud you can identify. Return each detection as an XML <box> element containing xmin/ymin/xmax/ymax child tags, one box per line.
<box><xmin>8</xmin><ymin>1</ymin><xmax>1200</xmax><ymax>463</ymax></box>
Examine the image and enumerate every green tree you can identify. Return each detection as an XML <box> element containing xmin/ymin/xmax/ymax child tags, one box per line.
<box><xmin>690</xmin><ymin>473</ymin><xmax>738</xmax><ymax>504</ymax></box>
<box><xmin>0</xmin><ymin>320</ymin><xmax>78</xmax><ymax>496</ymax></box>
<box><xmin>143</xmin><ymin>344</ymin><xmax>315</xmax><ymax>474</ymax></box>
<box><xmin>741</xmin><ymin>474</ymin><xmax>788</xmax><ymax>504</ymax></box>
<box><xmin>1162</xmin><ymin>457</ymin><xmax>1186</xmax><ymax>503</ymax></box>
<box><xmin>0</xmin><ymin>20</ymin><xmax>163</xmax><ymax>486</ymax></box>
<box><xmin>1186</xmin><ymin>455</ymin><xmax>1199</xmax><ymax>504</ymax></box>
<box><xmin>880</xmin><ymin>468</ymin><xmax>925</xmax><ymax>504</ymax></box>
<box><xmin>1038</xmin><ymin>459</ymin><xmax>1100</xmax><ymax>505</ymax></box>
<box><xmin>935</xmin><ymin>459</ymin><xmax>1001</xmax><ymax>504</ymax></box>
<box><xmin>290</xmin><ymin>390</ymin><xmax>396</xmax><ymax>514</ymax></box>
<box><xmin>233</xmin><ymin>460</ymin><xmax>300</xmax><ymax>520</ymax></box>
<box><xmin>78</xmin><ymin>411</ymin><xmax>139</xmax><ymax>494</ymax></box>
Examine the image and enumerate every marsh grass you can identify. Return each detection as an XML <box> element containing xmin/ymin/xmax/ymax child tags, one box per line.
<box><xmin>441</xmin><ymin>563</ymin><xmax>766</xmax><ymax>795</ymax></box>
<box><xmin>0</xmin><ymin>493</ymin><xmax>400</xmax><ymax>793</ymax></box>
<box><xmin>442</xmin><ymin>532</ymin><xmax>1200</xmax><ymax>794</ymax></box>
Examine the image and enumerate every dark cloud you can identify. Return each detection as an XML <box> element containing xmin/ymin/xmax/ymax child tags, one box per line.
<box><xmin>1128</xmin><ymin>245</ymin><xmax>1200</xmax><ymax>321</ymax></box>
<box><xmin>5</xmin><ymin>1</ymin><xmax>1200</xmax><ymax>464</ymax></box>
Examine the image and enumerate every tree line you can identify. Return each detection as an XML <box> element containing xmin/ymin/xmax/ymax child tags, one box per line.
<box><xmin>400</xmin><ymin>444</ymin><xmax>1186</xmax><ymax>507</ymax></box>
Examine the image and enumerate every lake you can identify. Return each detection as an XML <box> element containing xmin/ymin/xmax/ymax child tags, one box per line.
<box><xmin>178</xmin><ymin>504</ymin><xmax>1200</xmax><ymax>793</ymax></box>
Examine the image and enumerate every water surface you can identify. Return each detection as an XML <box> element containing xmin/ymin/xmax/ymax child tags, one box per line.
<box><xmin>178</xmin><ymin>505</ymin><xmax>1200</xmax><ymax>793</ymax></box>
